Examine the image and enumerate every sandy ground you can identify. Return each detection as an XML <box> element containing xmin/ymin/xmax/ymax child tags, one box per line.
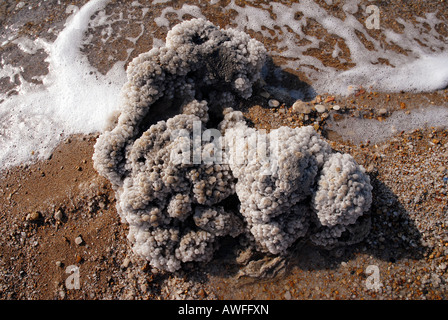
<box><xmin>1</xmin><ymin>88</ymin><xmax>447</xmax><ymax>300</ymax></box>
<box><xmin>1</xmin><ymin>0</ymin><xmax>448</xmax><ymax>300</ymax></box>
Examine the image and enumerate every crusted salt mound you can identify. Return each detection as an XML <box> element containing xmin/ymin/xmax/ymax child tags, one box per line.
<box><xmin>93</xmin><ymin>19</ymin><xmax>266</xmax><ymax>272</ymax></box>
<box><xmin>93</xmin><ymin>19</ymin><xmax>373</xmax><ymax>272</ymax></box>
<box><xmin>224</xmin><ymin>114</ymin><xmax>333</xmax><ymax>254</ymax></box>
<box><xmin>310</xmin><ymin>152</ymin><xmax>373</xmax><ymax>248</ymax></box>
<box><xmin>194</xmin><ymin>206</ymin><xmax>244</xmax><ymax>238</ymax></box>
<box><xmin>113</xmin><ymin>106</ymin><xmax>241</xmax><ymax>272</ymax></box>
<box><xmin>312</xmin><ymin>152</ymin><xmax>373</xmax><ymax>227</ymax></box>
<box><xmin>223</xmin><ymin>111</ymin><xmax>372</xmax><ymax>254</ymax></box>
<box><xmin>93</xmin><ymin>18</ymin><xmax>266</xmax><ymax>187</ymax></box>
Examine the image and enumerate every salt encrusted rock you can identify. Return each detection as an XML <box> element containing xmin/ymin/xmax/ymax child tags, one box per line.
<box><xmin>312</xmin><ymin>152</ymin><xmax>373</xmax><ymax>227</ymax></box>
<box><xmin>314</xmin><ymin>214</ymin><xmax>372</xmax><ymax>248</ymax></box>
<box><xmin>193</xmin><ymin>206</ymin><xmax>244</xmax><ymax>238</ymax></box>
<box><xmin>93</xmin><ymin>19</ymin><xmax>266</xmax><ymax>272</ymax></box>
<box><xmin>310</xmin><ymin>152</ymin><xmax>373</xmax><ymax>248</ymax></box>
<box><xmin>175</xmin><ymin>230</ymin><xmax>216</xmax><ymax>263</ymax></box>
<box><xmin>93</xmin><ymin>19</ymin><xmax>373</xmax><ymax>272</ymax></box>
<box><xmin>224</xmin><ymin>115</ymin><xmax>333</xmax><ymax>254</ymax></box>
<box><xmin>93</xmin><ymin>18</ymin><xmax>267</xmax><ymax>188</ymax></box>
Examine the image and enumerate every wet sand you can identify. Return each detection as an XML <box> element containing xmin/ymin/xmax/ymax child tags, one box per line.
<box><xmin>1</xmin><ymin>0</ymin><xmax>448</xmax><ymax>300</ymax></box>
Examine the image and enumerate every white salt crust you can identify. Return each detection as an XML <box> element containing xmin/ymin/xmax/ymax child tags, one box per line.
<box><xmin>93</xmin><ymin>19</ymin><xmax>373</xmax><ymax>271</ymax></box>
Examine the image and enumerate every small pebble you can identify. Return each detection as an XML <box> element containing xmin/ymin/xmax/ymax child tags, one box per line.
<box><xmin>332</xmin><ymin>105</ymin><xmax>341</xmax><ymax>111</ymax></box>
<box><xmin>74</xmin><ymin>236</ymin><xmax>84</xmax><ymax>246</ymax></box>
<box><xmin>315</xmin><ymin>104</ymin><xmax>326</xmax><ymax>113</ymax></box>
<box><xmin>291</xmin><ymin>100</ymin><xmax>311</xmax><ymax>114</ymax></box>
<box><xmin>75</xmin><ymin>255</ymin><xmax>83</xmax><ymax>263</ymax></box>
<box><xmin>378</xmin><ymin>108</ymin><xmax>388</xmax><ymax>115</ymax></box>
<box><xmin>121</xmin><ymin>257</ymin><xmax>131</xmax><ymax>269</ymax></box>
<box><xmin>54</xmin><ymin>210</ymin><xmax>63</xmax><ymax>221</ymax></box>
<box><xmin>268</xmin><ymin>99</ymin><xmax>280</xmax><ymax>107</ymax></box>
<box><xmin>259</xmin><ymin>91</ymin><xmax>270</xmax><ymax>99</ymax></box>
<box><xmin>27</xmin><ymin>211</ymin><xmax>40</xmax><ymax>221</ymax></box>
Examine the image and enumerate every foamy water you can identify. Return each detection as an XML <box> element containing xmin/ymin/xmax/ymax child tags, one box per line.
<box><xmin>0</xmin><ymin>0</ymin><xmax>126</xmax><ymax>169</ymax></box>
<box><xmin>0</xmin><ymin>0</ymin><xmax>447</xmax><ymax>169</ymax></box>
<box><xmin>327</xmin><ymin>106</ymin><xmax>448</xmax><ymax>145</ymax></box>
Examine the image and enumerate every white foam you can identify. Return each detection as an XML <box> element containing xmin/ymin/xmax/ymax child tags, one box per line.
<box><xmin>0</xmin><ymin>0</ymin><xmax>126</xmax><ymax>169</ymax></box>
<box><xmin>155</xmin><ymin>4</ymin><xmax>206</xmax><ymax>28</ymax></box>
<box><xmin>319</xmin><ymin>53</ymin><xmax>448</xmax><ymax>94</ymax></box>
<box><xmin>222</xmin><ymin>0</ymin><xmax>448</xmax><ymax>95</ymax></box>
<box><xmin>327</xmin><ymin>106</ymin><xmax>448</xmax><ymax>145</ymax></box>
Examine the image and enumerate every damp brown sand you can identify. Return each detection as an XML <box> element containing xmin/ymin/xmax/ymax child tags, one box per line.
<box><xmin>1</xmin><ymin>89</ymin><xmax>448</xmax><ymax>300</ymax></box>
<box><xmin>1</xmin><ymin>0</ymin><xmax>448</xmax><ymax>300</ymax></box>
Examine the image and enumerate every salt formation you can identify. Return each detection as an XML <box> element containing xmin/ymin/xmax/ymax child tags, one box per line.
<box><xmin>93</xmin><ymin>19</ymin><xmax>373</xmax><ymax>272</ymax></box>
<box><xmin>224</xmin><ymin>120</ymin><xmax>331</xmax><ymax>254</ymax></box>
<box><xmin>93</xmin><ymin>18</ymin><xmax>265</xmax><ymax>272</ymax></box>
<box><xmin>223</xmin><ymin>113</ymin><xmax>372</xmax><ymax>253</ymax></box>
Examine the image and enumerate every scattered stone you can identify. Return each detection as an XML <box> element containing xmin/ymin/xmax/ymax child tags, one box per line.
<box><xmin>259</xmin><ymin>91</ymin><xmax>270</xmax><ymax>99</ymax></box>
<box><xmin>291</xmin><ymin>100</ymin><xmax>311</xmax><ymax>114</ymax></box>
<box><xmin>26</xmin><ymin>211</ymin><xmax>40</xmax><ymax>221</ymax></box>
<box><xmin>315</xmin><ymin>104</ymin><xmax>326</xmax><ymax>113</ymax></box>
<box><xmin>378</xmin><ymin>108</ymin><xmax>388</xmax><ymax>115</ymax></box>
<box><xmin>237</xmin><ymin>256</ymin><xmax>285</xmax><ymax>279</ymax></box>
<box><xmin>332</xmin><ymin>105</ymin><xmax>341</xmax><ymax>111</ymax></box>
<box><xmin>55</xmin><ymin>261</ymin><xmax>63</xmax><ymax>267</ymax></box>
<box><xmin>74</xmin><ymin>236</ymin><xmax>84</xmax><ymax>246</ymax></box>
<box><xmin>54</xmin><ymin>210</ymin><xmax>63</xmax><ymax>221</ymax></box>
<box><xmin>121</xmin><ymin>257</ymin><xmax>131</xmax><ymax>269</ymax></box>
<box><xmin>284</xmin><ymin>290</ymin><xmax>292</xmax><ymax>300</ymax></box>
<box><xmin>268</xmin><ymin>99</ymin><xmax>280</xmax><ymax>107</ymax></box>
<box><xmin>198</xmin><ymin>288</ymin><xmax>207</xmax><ymax>298</ymax></box>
